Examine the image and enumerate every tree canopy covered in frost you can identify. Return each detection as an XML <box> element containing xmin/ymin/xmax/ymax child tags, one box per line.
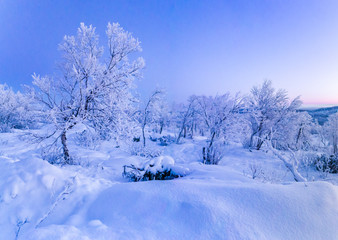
<box><xmin>0</xmin><ymin>84</ymin><xmax>34</xmax><ymax>132</ymax></box>
<box><xmin>247</xmin><ymin>80</ymin><xmax>302</xmax><ymax>150</ymax></box>
<box><xmin>31</xmin><ymin>22</ymin><xmax>144</xmax><ymax>164</ymax></box>
<box><xmin>323</xmin><ymin>112</ymin><xmax>338</xmax><ymax>154</ymax></box>
<box><xmin>195</xmin><ymin>94</ymin><xmax>243</xmax><ymax>164</ymax></box>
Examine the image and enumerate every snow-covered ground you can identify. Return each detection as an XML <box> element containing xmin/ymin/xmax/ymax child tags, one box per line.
<box><xmin>0</xmin><ymin>130</ymin><xmax>337</xmax><ymax>240</ymax></box>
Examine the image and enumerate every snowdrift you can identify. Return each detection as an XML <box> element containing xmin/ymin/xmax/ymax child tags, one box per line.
<box><xmin>0</xmin><ymin>133</ymin><xmax>337</xmax><ymax>240</ymax></box>
<box><xmin>1</xmin><ymin>156</ymin><xmax>337</xmax><ymax>240</ymax></box>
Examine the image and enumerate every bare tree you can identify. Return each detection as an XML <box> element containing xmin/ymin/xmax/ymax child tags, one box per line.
<box><xmin>141</xmin><ymin>89</ymin><xmax>165</xmax><ymax>146</ymax></box>
<box><xmin>176</xmin><ymin>96</ymin><xmax>197</xmax><ymax>144</ymax></box>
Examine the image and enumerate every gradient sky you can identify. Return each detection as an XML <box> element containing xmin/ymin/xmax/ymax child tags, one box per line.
<box><xmin>1</xmin><ymin>0</ymin><xmax>338</xmax><ymax>104</ymax></box>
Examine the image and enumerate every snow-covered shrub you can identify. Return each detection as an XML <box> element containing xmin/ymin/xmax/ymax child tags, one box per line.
<box><xmin>41</xmin><ymin>146</ymin><xmax>64</xmax><ymax>165</ymax></box>
<box><xmin>122</xmin><ymin>156</ymin><xmax>188</xmax><ymax>181</ymax></box>
<box><xmin>248</xmin><ymin>163</ymin><xmax>264</xmax><ymax>180</ymax></box>
<box><xmin>315</xmin><ymin>154</ymin><xmax>338</xmax><ymax>173</ymax></box>
<box><xmin>144</xmin><ymin>134</ymin><xmax>175</xmax><ymax>146</ymax></box>
<box><xmin>297</xmin><ymin>151</ymin><xmax>317</xmax><ymax>168</ymax></box>
<box><xmin>129</xmin><ymin>143</ymin><xmax>163</xmax><ymax>158</ymax></box>
<box><xmin>149</xmin><ymin>135</ymin><xmax>159</xmax><ymax>142</ymax></box>
<box><xmin>74</xmin><ymin>129</ymin><xmax>101</xmax><ymax>150</ymax></box>
<box><xmin>202</xmin><ymin>142</ymin><xmax>225</xmax><ymax>165</ymax></box>
<box><xmin>158</xmin><ymin>135</ymin><xmax>175</xmax><ymax>146</ymax></box>
<box><xmin>0</xmin><ymin>84</ymin><xmax>34</xmax><ymax>132</ymax></box>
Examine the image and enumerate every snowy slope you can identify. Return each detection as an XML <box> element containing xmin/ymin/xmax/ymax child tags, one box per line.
<box><xmin>0</xmin><ymin>131</ymin><xmax>337</xmax><ymax>240</ymax></box>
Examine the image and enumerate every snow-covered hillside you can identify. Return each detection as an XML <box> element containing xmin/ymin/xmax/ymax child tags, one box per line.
<box><xmin>0</xmin><ymin>130</ymin><xmax>337</xmax><ymax>240</ymax></box>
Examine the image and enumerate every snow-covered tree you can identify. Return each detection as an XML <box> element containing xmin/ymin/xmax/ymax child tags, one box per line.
<box><xmin>195</xmin><ymin>94</ymin><xmax>243</xmax><ymax>164</ymax></box>
<box><xmin>323</xmin><ymin>112</ymin><xmax>338</xmax><ymax>154</ymax></box>
<box><xmin>155</xmin><ymin>96</ymin><xmax>170</xmax><ymax>135</ymax></box>
<box><xmin>32</xmin><ymin>22</ymin><xmax>144</xmax><ymax>164</ymax></box>
<box><xmin>175</xmin><ymin>96</ymin><xmax>198</xmax><ymax>144</ymax></box>
<box><xmin>0</xmin><ymin>84</ymin><xmax>34</xmax><ymax>132</ymax></box>
<box><xmin>274</xmin><ymin>111</ymin><xmax>314</xmax><ymax>151</ymax></box>
<box><xmin>247</xmin><ymin>80</ymin><xmax>301</xmax><ymax>150</ymax></box>
<box><xmin>267</xmin><ymin>139</ymin><xmax>307</xmax><ymax>182</ymax></box>
<box><xmin>141</xmin><ymin>89</ymin><xmax>166</xmax><ymax>146</ymax></box>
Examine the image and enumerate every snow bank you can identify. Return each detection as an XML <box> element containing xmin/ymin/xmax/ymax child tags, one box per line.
<box><xmin>0</xmin><ymin>133</ymin><xmax>337</xmax><ymax>240</ymax></box>
<box><xmin>28</xmin><ymin>175</ymin><xmax>338</xmax><ymax>240</ymax></box>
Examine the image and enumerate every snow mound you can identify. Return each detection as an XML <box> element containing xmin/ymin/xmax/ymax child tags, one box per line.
<box><xmin>83</xmin><ymin>178</ymin><xmax>338</xmax><ymax>240</ymax></box>
<box><xmin>123</xmin><ymin>156</ymin><xmax>190</xmax><ymax>181</ymax></box>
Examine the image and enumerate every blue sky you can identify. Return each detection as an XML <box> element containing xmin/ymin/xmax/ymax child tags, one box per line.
<box><xmin>1</xmin><ymin>0</ymin><xmax>338</xmax><ymax>104</ymax></box>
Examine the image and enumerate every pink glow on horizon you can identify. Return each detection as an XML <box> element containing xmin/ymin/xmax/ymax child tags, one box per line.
<box><xmin>302</xmin><ymin>98</ymin><xmax>338</xmax><ymax>107</ymax></box>
<box><xmin>300</xmin><ymin>94</ymin><xmax>338</xmax><ymax>105</ymax></box>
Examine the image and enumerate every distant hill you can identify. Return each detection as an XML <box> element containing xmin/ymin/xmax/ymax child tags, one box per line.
<box><xmin>299</xmin><ymin>106</ymin><xmax>338</xmax><ymax>125</ymax></box>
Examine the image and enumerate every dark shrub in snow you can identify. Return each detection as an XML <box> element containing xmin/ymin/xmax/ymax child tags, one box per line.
<box><xmin>158</xmin><ymin>135</ymin><xmax>175</xmax><ymax>146</ymax></box>
<box><xmin>148</xmin><ymin>135</ymin><xmax>175</xmax><ymax>146</ymax></box>
<box><xmin>316</xmin><ymin>154</ymin><xmax>338</xmax><ymax>173</ymax></box>
<box><xmin>149</xmin><ymin>136</ymin><xmax>158</xmax><ymax>142</ymax></box>
<box><xmin>202</xmin><ymin>141</ymin><xmax>225</xmax><ymax>165</ymax></box>
<box><xmin>123</xmin><ymin>156</ymin><xmax>189</xmax><ymax>181</ymax></box>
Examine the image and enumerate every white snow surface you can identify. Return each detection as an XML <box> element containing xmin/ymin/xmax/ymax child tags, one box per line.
<box><xmin>0</xmin><ymin>131</ymin><xmax>337</xmax><ymax>240</ymax></box>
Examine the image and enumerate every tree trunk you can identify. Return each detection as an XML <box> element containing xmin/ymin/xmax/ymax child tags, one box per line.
<box><xmin>159</xmin><ymin>123</ymin><xmax>163</xmax><ymax>134</ymax></box>
<box><xmin>253</xmin><ymin>121</ymin><xmax>264</xmax><ymax>150</ymax></box>
<box><xmin>176</xmin><ymin>122</ymin><xmax>186</xmax><ymax>144</ymax></box>
<box><xmin>202</xmin><ymin>147</ymin><xmax>206</xmax><ymax>164</ymax></box>
<box><xmin>61</xmin><ymin>130</ymin><xmax>71</xmax><ymax>165</ymax></box>
<box><xmin>295</xmin><ymin>127</ymin><xmax>302</xmax><ymax>147</ymax></box>
<box><xmin>256</xmin><ymin>139</ymin><xmax>264</xmax><ymax>150</ymax></box>
<box><xmin>249</xmin><ymin>133</ymin><xmax>255</xmax><ymax>149</ymax></box>
<box><xmin>142</xmin><ymin>124</ymin><xmax>146</xmax><ymax>147</ymax></box>
<box><xmin>255</xmin><ymin>129</ymin><xmax>265</xmax><ymax>150</ymax></box>
<box><xmin>268</xmin><ymin>143</ymin><xmax>306</xmax><ymax>182</ymax></box>
<box><xmin>202</xmin><ymin>131</ymin><xmax>217</xmax><ymax>164</ymax></box>
<box><xmin>333</xmin><ymin>135</ymin><xmax>338</xmax><ymax>154</ymax></box>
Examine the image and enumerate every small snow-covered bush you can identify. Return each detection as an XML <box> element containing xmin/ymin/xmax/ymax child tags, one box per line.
<box><xmin>158</xmin><ymin>135</ymin><xmax>175</xmax><ymax>146</ymax></box>
<box><xmin>149</xmin><ymin>136</ymin><xmax>158</xmax><ymax>142</ymax></box>
<box><xmin>147</xmin><ymin>134</ymin><xmax>175</xmax><ymax>146</ymax></box>
<box><xmin>123</xmin><ymin>156</ymin><xmax>189</xmax><ymax>181</ymax></box>
<box><xmin>41</xmin><ymin>146</ymin><xmax>64</xmax><ymax>165</ymax></box>
<box><xmin>74</xmin><ymin>129</ymin><xmax>101</xmax><ymax>150</ymax></box>
<box><xmin>202</xmin><ymin>142</ymin><xmax>225</xmax><ymax>165</ymax></box>
<box><xmin>315</xmin><ymin>154</ymin><xmax>338</xmax><ymax>173</ymax></box>
<box><xmin>248</xmin><ymin>163</ymin><xmax>264</xmax><ymax>180</ymax></box>
<box><xmin>129</xmin><ymin>143</ymin><xmax>163</xmax><ymax>158</ymax></box>
<box><xmin>0</xmin><ymin>84</ymin><xmax>34</xmax><ymax>132</ymax></box>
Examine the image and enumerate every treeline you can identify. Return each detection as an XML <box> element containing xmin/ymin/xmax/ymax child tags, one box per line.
<box><xmin>0</xmin><ymin>22</ymin><xmax>337</xmax><ymax>179</ymax></box>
